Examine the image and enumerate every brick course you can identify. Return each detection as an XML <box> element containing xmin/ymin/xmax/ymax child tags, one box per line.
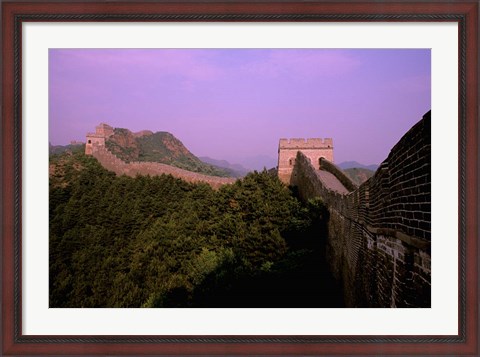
<box><xmin>278</xmin><ymin>138</ymin><xmax>334</xmax><ymax>184</ymax></box>
<box><xmin>291</xmin><ymin>111</ymin><xmax>431</xmax><ymax>307</ymax></box>
<box><xmin>89</xmin><ymin>143</ymin><xmax>236</xmax><ymax>189</ymax></box>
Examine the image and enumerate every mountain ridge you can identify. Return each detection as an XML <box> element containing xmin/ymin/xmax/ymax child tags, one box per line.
<box><xmin>199</xmin><ymin>156</ymin><xmax>250</xmax><ymax>178</ymax></box>
<box><xmin>104</xmin><ymin>128</ymin><xmax>233</xmax><ymax>177</ymax></box>
<box><xmin>337</xmin><ymin>161</ymin><xmax>379</xmax><ymax>171</ymax></box>
<box><xmin>342</xmin><ymin>167</ymin><xmax>375</xmax><ymax>186</ymax></box>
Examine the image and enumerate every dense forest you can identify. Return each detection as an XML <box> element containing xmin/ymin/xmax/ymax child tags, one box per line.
<box><xmin>50</xmin><ymin>151</ymin><xmax>343</xmax><ymax>308</ymax></box>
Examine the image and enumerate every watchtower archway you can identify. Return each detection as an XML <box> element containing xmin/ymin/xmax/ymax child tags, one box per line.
<box><xmin>277</xmin><ymin>138</ymin><xmax>334</xmax><ymax>184</ymax></box>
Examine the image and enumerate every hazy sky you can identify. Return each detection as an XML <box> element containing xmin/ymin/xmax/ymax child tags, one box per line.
<box><xmin>49</xmin><ymin>49</ymin><xmax>430</xmax><ymax>167</ymax></box>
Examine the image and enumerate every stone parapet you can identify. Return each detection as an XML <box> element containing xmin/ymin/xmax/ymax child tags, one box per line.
<box><xmin>278</xmin><ymin>137</ymin><xmax>334</xmax><ymax>185</ymax></box>
<box><xmin>291</xmin><ymin>111</ymin><xmax>431</xmax><ymax>307</ymax></box>
<box><xmin>279</xmin><ymin>137</ymin><xmax>333</xmax><ymax>149</ymax></box>
<box><xmin>91</xmin><ymin>145</ymin><xmax>236</xmax><ymax>189</ymax></box>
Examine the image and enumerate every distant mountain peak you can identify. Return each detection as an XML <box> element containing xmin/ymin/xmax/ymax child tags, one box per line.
<box><xmin>199</xmin><ymin>156</ymin><xmax>250</xmax><ymax>178</ymax></box>
<box><xmin>342</xmin><ymin>167</ymin><xmax>375</xmax><ymax>185</ymax></box>
<box><xmin>338</xmin><ymin>161</ymin><xmax>379</xmax><ymax>171</ymax></box>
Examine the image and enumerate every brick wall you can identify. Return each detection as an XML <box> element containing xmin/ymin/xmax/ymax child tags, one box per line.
<box><xmin>91</xmin><ymin>144</ymin><xmax>236</xmax><ymax>189</ymax></box>
<box><xmin>278</xmin><ymin>138</ymin><xmax>334</xmax><ymax>185</ymax></box>
<box><xmin>85</xmin><ymin>135</ymin><xmax>105</xmax><ymax>155</ymax></box>
<box><xmin>291</xmin><ymin>111</ymin><xmax>431</xmax><ymax>307</ymax></box>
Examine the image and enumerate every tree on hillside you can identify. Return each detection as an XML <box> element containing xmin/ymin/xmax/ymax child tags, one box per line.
<box><xmin>50</xmin><ymin>153</ymin><xmax>335</xmax><ymax>308</ymax></box>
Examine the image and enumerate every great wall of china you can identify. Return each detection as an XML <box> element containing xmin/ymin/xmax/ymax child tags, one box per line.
<box><xmin>90</xmin><ymin>145</ymin><xmax>235</xmax><ymax>189</ymax></box>
<box><xmin>85</xmin><ymin>112</ymin><xmax>431</xmax><ymax>307</ymax></box>
<box><xmin>85</xmin><ymin>124</ymin><xmax>236</xmax><ymax>189</ymax></box>
<box><xmin>284</xmin><ymin>111</ymin><xmax>431</xmax><ymax>307</ymax></box>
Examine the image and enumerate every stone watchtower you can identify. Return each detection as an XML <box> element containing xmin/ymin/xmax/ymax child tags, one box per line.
<box><xmin>277</xmin><ymin>138</ymin><xmax>334</xmax><ymax>184</ymax></box>
<box><xmin>85</xmin><ymin>123</ymin><xmax>114</xmax><ymax>155</ymax></box>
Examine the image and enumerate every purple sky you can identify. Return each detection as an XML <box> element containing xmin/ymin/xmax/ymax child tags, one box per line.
<box><xmin>49</xmin><ymin>49</ymin><xmax>430</xmax><ymax>168</ymax></box>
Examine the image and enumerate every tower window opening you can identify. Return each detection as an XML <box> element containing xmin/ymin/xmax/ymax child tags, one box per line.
<box><xmin>88</xmin><ymin>140</ymin><xmax>91</xmax><ymax>144</ymax></box>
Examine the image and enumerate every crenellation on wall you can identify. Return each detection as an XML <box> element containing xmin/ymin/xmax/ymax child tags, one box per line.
<box><xmin>278</xmin><ymin>137</ymin><xmax>334</xmax><ymax>184</ymax></box>
<box><xmin>290</xmin><ymin>111</ymin><xmax>431</xmax><ymax>307</ymax></box>
<box><xmin>95</xmin><ymin>123</ymin><xmax>114</xmax><ymax>137</ymax></box>
<box><xmin>279</xmin><ymin>137</ymin><xmax>333</xmax><ymax>149</ymax></box>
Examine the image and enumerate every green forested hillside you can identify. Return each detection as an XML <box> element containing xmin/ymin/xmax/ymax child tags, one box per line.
<box><xmin>49</xmin><ymin>143</ymin><xmax>85</xmax><ymax>156</ymax></box>
<box><xmin>343</xmin><ymin>167</ymin><xmax>375</xmax><ymax>185</ymax></box>
<box><xmin>105</xmin><ymin>128</ymin><xmax>232</xmax><ymax>177</ymax></box>
<box><xmin>50</xmin><ymin>152</ymin><xmax>342</xmax><ymax>308</ymax></box>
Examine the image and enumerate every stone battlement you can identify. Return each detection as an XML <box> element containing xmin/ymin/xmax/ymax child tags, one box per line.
<box><xmin>95</xmin><ymin>123</ymin><xmax>114</xmax><ymax>138</ymax></box>
<box><xmin>279</xmin><ymin>138</ymin><xmax>333</xmax><ymax>149</ymax></box>
<box><xmin>88</xmin><ymin>141</ymin><xmax>235</xmax><ymax>189</ymax></box>
<box><xmin>278</xmin><ymin>137</ymin><xmax>334</xmax><ymax>184</ymax></box>
<box><xmin>290</xmin><ymin>111</ymin><xmax>431</xmax><ymax>308</ymax></box>
<box><xmin>85</xmin><ymin>123</ymin><xmax>114</xmax><ymax>155</ymax></box>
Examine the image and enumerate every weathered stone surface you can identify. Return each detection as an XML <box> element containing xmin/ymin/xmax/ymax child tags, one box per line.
<box><xmin>316</xmin><ymin>170</ymin><xmax>349</xmax><ymax>194</ymax></box>
<box><xmin>290</xmin><ymin>111</ymin><xmax>431</xmax><ymax>308</ymax></box>
<box><xmin>278</xmin><ymin>137</ymin><xmax>334</xmax><ymax>185</ymax></box>
<box><xmin>85</xmin><ymin>123</ymin><xmax>114</xmax><ymax>155</ymax></box>
<box><xmin>91</xmin><ymin>145</ymin><xmax>236</xmax><ymax>189</ymax></box>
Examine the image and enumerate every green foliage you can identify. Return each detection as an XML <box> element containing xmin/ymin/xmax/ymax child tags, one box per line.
<box><xmin>343</xmin><ymin>167</ymin><xmax>374</xmax><ymax>185</ymax></box>
<box><xmin>137</xmin><ymin>132</ymin><xmax>232</xmax><ymax>177</ymax></box>
<box><xmin>50</xmin><ymin>153</ymin><xmax>332</xmax><ymax>308</ymax></box>
<box><xmin>105</xmin><ymin>128</ymin><xmax>232</xmax><ymax>177</ymax></box>
<box><xmin>49</xmin><ymin>143</ymin><xmax>85</xmax><ymax>156</ymax></box>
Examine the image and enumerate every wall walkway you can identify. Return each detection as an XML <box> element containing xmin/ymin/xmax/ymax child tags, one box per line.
<box><xmin>91</xmin><ymin>145</ymin><xmax>236</xmax><ymax>189</ymax></box>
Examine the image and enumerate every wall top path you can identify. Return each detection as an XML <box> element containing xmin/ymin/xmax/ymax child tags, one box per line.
<box><xmin>316</xmin><ymin>170</ymin><xmax>349</xmax><ymax>194</ymax></box>
<box><xmin>92</xmin><ymin>144</ymin><xmax>236</xmax><ymax>189</ymax></box>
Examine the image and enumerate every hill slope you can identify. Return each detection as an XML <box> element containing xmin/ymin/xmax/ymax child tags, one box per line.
<box><xmin>338</xmin><ymin>161</ymin><xmax>378</xmax><ymax>171</ymax></box>
<box><xmin>49</xmin><ymin>152</ymin><xmax>341</xmax><ymax>308</ymax></box>
<box><xmin>49</xmin><ymin>142</ymin><xmax>85</xmax><ymax>156</ymax></box>
<box><xmin>104</xmin><ymin>128</ymin><xmax>232</xmax><ymax>177</ymax></box>
<box><xmin>199</xmin><ymin>156</ymin><xmax>250</xmax><ymax>178</ymax></box>
<box><xmin>343</xmin><ymin>167</ymin><xmax>375</xmax><ymax>185</ymax></box>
